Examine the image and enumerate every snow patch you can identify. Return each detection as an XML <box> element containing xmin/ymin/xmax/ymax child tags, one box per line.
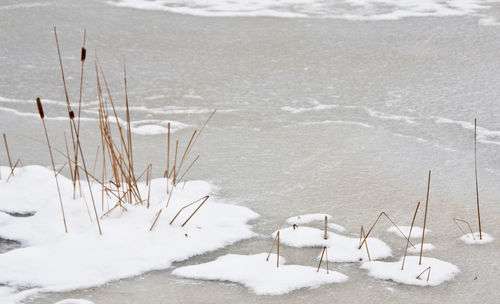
<box><xmin>386</xmin><ymin>226</ymin><xmax>429</xmax><ymax>239</ymax></box>
<box><xmin>54</xmin><ymin>300</ymin><xmax>95</xmax><ymax>304</ymax></box>
<box><xmin>361</xmin><ymin>256</ymin><xmax>459</xmax><ymax>286</ymax></box>
<box><xmin>172</xmin><ymin>253</ymin><xmax>348</xmax><ymax>295</ymax></box>
<box><xmin>276</xmin><ymin>226</ymin><xmax>392</xmax><ymax>262</ymax></box>
<box><xmin>0</xmin><ymin>166</ymin><xmax>258</xmax><ymax>303</ymax></box>
<box><xmin>407</xmin><ymin>243</ymin><xmax>435</xmax><ymax>254</ymax></box>
<box><xmin>459</xmin><ymin>232</ymin><xmax>494</xmax><ymax>244</ymax></box>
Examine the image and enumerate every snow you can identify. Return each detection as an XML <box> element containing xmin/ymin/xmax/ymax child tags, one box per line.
<box><xmin>328</xmin><ymin>223</ymin><xmax>346</xmax><ymax>232</ymax></box>
<box><xmin>286</xmin><ymin>214</ymin><xmax>345</xmax><ymax>232</ymax></box>
<box><xmin>386</xmin><ymin>226</ymin><xmax>429</xmax><ymax>239</ymax></box>
<box><xmin>275</xmin><ymin>226</ymin><xmax>392</xmax><ymax>262</ymax></box>
<box><xmin>172</xmin><ymin>253</ymin><xmax>348</xmax><ymax>295</ymax></box>
<box><xmin>286</xmin><ymin>213</ymin><xmax>332</xmax><ymax>225</ymax></box>
<box><xmin>361</xmin><ymin>256</ymin><xmax>459</xmax><ymax>286</ymax></box>
<box><xmin>459</xmin><ymin>232</ymin><xmax>494</xmax><ymax>244</ymax></box>
<box><xmin>407</xmin><ymin>243</ymin><xmax>435</xmax><ymax>254</ymax></box>
<box><xmin>0</xmin><ymin>166</ymin><xmax>259</xmax><ymax>303</ymax></box>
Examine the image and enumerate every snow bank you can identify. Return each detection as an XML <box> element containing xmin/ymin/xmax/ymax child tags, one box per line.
<box><xmin>275</xmin><ymin>226</ymin><xmax>392</xmax><ymax>262</ymax></box>
<box><xmin>361</xmin><ymin>256</ymin><xmax>459</xmax><ymax>286</ymax></box>
<box><xmin>172</xmin><ymin>253</ymin><xmax>348</xmax><ymax>295</ymax></box>
<box><xmin>386</xmin><ymin>226</ymin><xmax>429</xmax><ymax>239</ymax></box>
<box><xmin>0</xmin><ymin>166</ymin><xmax>259</xmax><ymax>302</ymax></box>
<box><xmin>459</xmin><ymin>232</ymin><xmax>494</xmax><ymax>244</ymax></box>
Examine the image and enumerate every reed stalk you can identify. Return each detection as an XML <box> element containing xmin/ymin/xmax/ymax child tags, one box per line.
<box><xmin>416</xmin><ymin>266</ymin><xmax>431</xmax><ymax>282</ymax></box>
<box><xmin>266</xmin><ymin>231</ymin><xmax>280</xmax><ymax>268</ymax></box>
<box><xmin>149</xmin><ymin>209</ymin><xmax>163</xmax><ymax>231</ymax></box>
<box><xmin>359</xmin><ymin>212</ymin><xmax>415</xmax><ymax>249</ymax></box>
<box><xmin>474</xmin><ymin>119</ymin><xmax>482</xmax><ymax>240</ymax></box>
<box><xmin>181</xmin><ymin>195</ymin><xmax>209</xmax><ymax>227</ymax></box>
<box><xmin>324</xmin><ymin>215</ymin><xmax>328</xmax><ymax>240</ymax></box>
<box><xmin>36</xmin><ymin>97</ymin><xmax>68</xmax><ymax>233</ymax></box>
<box><xmin>2</xmin><ymin>133</ymin><xmax>14</xmax><ymax>177</ymax></box>
<box><xmin>419</xmin><ymin>170</ymin><xmax>431</xmax><ymax>265</ymax></box>
<box><xmin>402</xmin><ymin>202</ymin><xmax>420</xmax><ymax>270</ymax></box>
<box><xmin>453</xmin><ymin>217</ymin><xmax>475</xmax><ymax>240</ymax></box>
<box><xmin>53</xmin><ymin>27</ymin><xmax>78</xmax><ymax>193</ymax></box>
<box><xmin>317</xmin><ymin>246</ymin><xmax>329</xmax><ymax>274</ymax></box>
<box><xmin>6</xmin><ymin>159</ymin><xmax>20</xmax><ymax>183</ymax></box>
<box><xmin>169</xmin><ymin>195</ymin><xmax>209</xmax><ymax>225</ymax></box>
<box><xmin>359</xmin><ymin>225</ymin><xmax>371</xmax><ymax>261</ymax></box>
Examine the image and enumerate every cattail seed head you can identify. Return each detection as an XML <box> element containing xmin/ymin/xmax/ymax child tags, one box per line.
<box><xmin>36</xmin><ymin>97</ymin><xmax>44</xmax><ymax>119</ymax></box>
<box><xmin>81</xmin><ymin>46</ymin><xmax>86</xmax><ymax>62</ymax></box>
<box><xmin>69</xmin><ymin>110</ymin><xmax>75</xmax><ymax>120</ymax></box>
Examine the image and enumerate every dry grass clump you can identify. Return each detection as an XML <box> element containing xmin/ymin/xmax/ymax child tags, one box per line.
<box><xmin>31</xmin><ymin>28</ymin><xmax>214</xmax><ymax>234</ymax></box>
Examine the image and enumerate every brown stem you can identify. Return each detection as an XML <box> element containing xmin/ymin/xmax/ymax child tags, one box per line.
<box><xmin>416</xmin><ymin>266</ymin><xmax>431</xmax><ymax>282</ymax></box>
<box><xmin>474</xmin><ymin>119</ymin><xmax>482</xmax><ymax>240</ymax></box>
<box><xmin>453</xmin><ymin>217</ymin><xmax>475</xmax><ymax>240</ymax></box>
<box><xmin>419</xmin><ymin>170</ymin><xmax>431</xmax><ymax>265</ymax></box>
<box><xmin>359</xmin><ymin>212</ymin><xmax>415</xmax><ymax>249</ymax></box>
<box><xmin>169</xmin><ymin>195</ymin><xmax>209</xmax><ymax>225</ymax></box>
<box><xmin>324</xmin><ymin>215</ymin><xmax>328</xmax><ymax>240</ymax></box>
<box><xmin>37</xmin><ymin>98</ymin><xmax>68</xmax><ymax>233</ymax></box>
<box><xmin>3</xmin><ymin>133</ymin><xmax>14</xmax><ymax>177</ymax></box>
<box><xmin>149</xmin><ymin>209</ymin><xmax>163</xmax><ymax>231</ymax></box>
<box><xmin>402</xmin><ymin>202</ymin><xmax>420</xmax><ymax>270</ymax></box>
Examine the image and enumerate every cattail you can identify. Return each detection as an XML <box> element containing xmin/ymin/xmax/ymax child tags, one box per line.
<box><xmin>37</xmin><ymin>97</ymin><xmax>68</xmax><ymax>233</ymax></box>
<box><xmin>81</xmin><ymin>46</ymin><xmax>86</xmax><ymax>62</ymax></box>
<box><xmin>69</xmin><ymin>110</ymin><xmax>75</xmax><ymax>120</ymax></box>
<box><xmin>36</xmin><ymin>97</ymin><xmax>44</xmax><ymax>119</ymax></box>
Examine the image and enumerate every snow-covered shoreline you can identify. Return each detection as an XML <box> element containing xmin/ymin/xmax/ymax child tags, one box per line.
<box><xmin>0</xmin><ymin>166</ymin><xmax>259</xmax><ymax>303</ymax></box>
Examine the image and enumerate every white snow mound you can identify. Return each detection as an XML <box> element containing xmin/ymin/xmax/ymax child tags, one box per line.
<box><xmin>275</xmin><ymin>226</ymin><xmax>392</xmax><ymax>262</ymax></box>
<box><xmin>286</xmin><ymin>213</ymin><xmax>332</xmax><ymax>225</ymax></box>
<box><xmin>0</xmin><ymin>166</ymin><xmax>259</xmax><ymax>302</ymax></box>
<box><xmin>361</xmin><ymin>256</ymin><xmax>459</xmax><ymax>286</ymax></box>
<box><xmin>459</xmin><ymin>232</ymin><xmax>494</xmax><ymax>244</ymax></box>
<box><xmin>386</xmin><ymin>226</ymin><xmax>429</xmax><ymax>239</ymax></box>
<box><xmin>172</xmin><ymin>253</ymin><xmax>348</xmax><ymax>295</ymax></box>
<box><xmin>408</xmin><ymin>243</ymin><xmax>435</xmax><ymax>254</ymax></box>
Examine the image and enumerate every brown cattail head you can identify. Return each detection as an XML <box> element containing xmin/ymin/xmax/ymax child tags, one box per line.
<box><xmin>36</xmin><ymin>97</ymin><xmax>44</xmax><ymax>119</ymax></box>
<box><xmin>69</xmin><ymin>110</ymin><xmax>75</xmax><ymax>120</ymax></box>
<box><xmin>81</xmin><ymin>46</ymin><xmax>86</xmax><ymax>62</ymax></box>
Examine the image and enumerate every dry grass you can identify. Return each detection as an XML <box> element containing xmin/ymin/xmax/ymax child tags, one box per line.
<box><xmin>30</xmin><ymin>29</ymin><xmax>215</xmax><ymax>235</ymax></box>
